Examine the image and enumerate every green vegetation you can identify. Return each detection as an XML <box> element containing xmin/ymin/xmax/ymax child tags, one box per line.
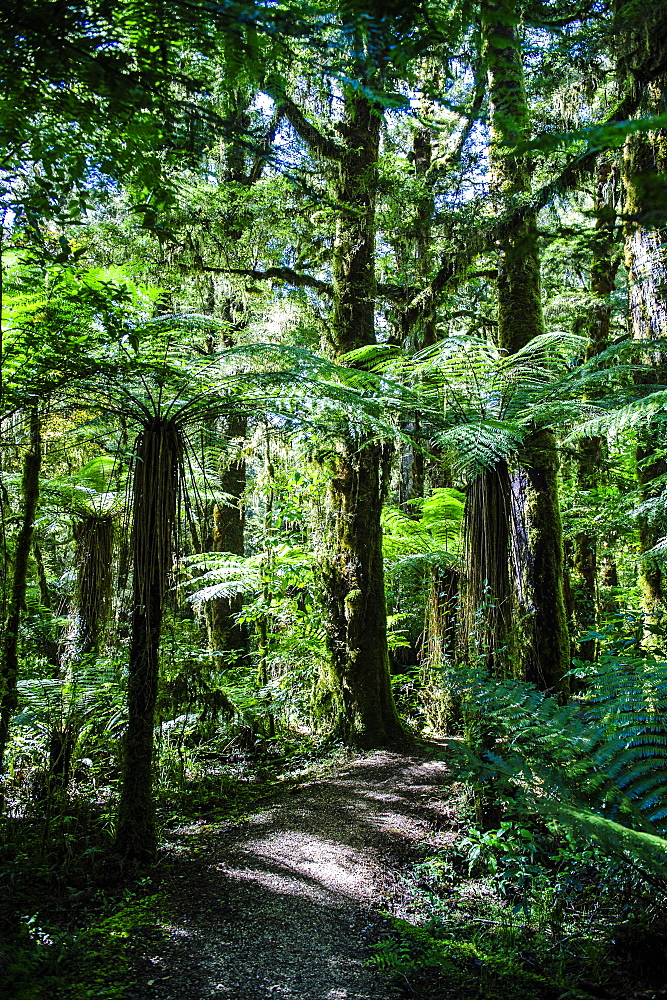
<box><xmin>2</xmin><ymin>0</ymin><xmax>667</xmax><ymax>996</ymax></box>
<box><xmin>371</xmin><ymin>813</ymin><xmax>667</xmax><ymax>999</ymax></box>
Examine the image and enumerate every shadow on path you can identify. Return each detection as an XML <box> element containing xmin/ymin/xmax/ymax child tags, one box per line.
<box><xmin>130</xmin><ymin>745</ymin><xmax>454</xmax><ymax>1000</ymax></box>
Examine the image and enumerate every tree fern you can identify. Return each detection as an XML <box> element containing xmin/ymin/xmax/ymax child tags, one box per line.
<box><xmin>347</xmin><ymin>333</ymin><xmax>667</xmax><ymax>483</ymax></box>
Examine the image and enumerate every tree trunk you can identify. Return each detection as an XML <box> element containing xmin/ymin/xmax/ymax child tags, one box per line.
<box><xmin>398</xmin><ymin>122</ymin><xmax>436</xmax><ymax>511</ymax></box>
<box><xmin>257</xmin><ymin>437</ymin><xmax>275</xmax><ymax>738</ymax></box>
<box><xmin>413</xmin><ymin>123</ymin><xmax>438</xmax><ymax>351</ymax></box>
<box><xmin>479</xmin><ymin>0</ymin><xmax>569</xmax><ymax>695</ymax></box>
<box><xmin>319</xmin><ymin>92</ymin><xmax>404</xmax><ymax>747</ymax></box>
<box><xmin>623</xmin><ymin>116</ymin><xmax>667</xmax><ymax>619</ymax></box>
<box><xmin>115</xmin><ymin>420</ymin><xmax>182</xmax><ymax>861</ymax></box>
<box><xmin>33</xmin><ymin>540</ymin><xmax>61</xmax><ymax>673</ymax></box>
<box><xmin>72</xmin><ymin>514</ymin><xmax>115</xmax><ymax>661</ymax></box>
<box><xmin>600</xmin><ymin>546</ymin><xmax>620</xmax><ymax>615</ymax></box>
<box><xmin>509</xmin><ymin>431</ymin><xmax>569</xmax><ymax>691</ymax></box>
<box><xmin>573</xmin><ymin>158</ymin><xmax>619</xmax><ymax>660</ymax></box>
<box><xmin>463</xmin><ymin>461</ymin><xmax>512</xmax><ymax>672</ymax></box>
<box><xmin>420</xmin><ymin>565</ymin><xmax>460</xmax><ymax>732</ymax></box>
<box><xmin>321</xmin><ymin>439</ymin><xmax>403</xmax><ymax>746</ymax></box>
<box><xmin>0</xmin><ymin>406</ymin><xmax>41</xmax><ymax>786</ymax></box>
<box><xmin>200</xmin><ymin>280</ymin><xmax>249</xmax><ymax>668</ymax></box>
<box><xmin>208</xmin><ymin>411</ymin><xmax>247</xmax><ymax>664</ymax></box>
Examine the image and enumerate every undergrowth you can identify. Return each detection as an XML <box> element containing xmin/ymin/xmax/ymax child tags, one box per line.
<box><xmin>0</xmin><ymin>733</ymin><xmax>344</xmax><ymax>1000</ymax></box>
<box><xmin>371</xmin><ymin>816</ymin><xmax>667</xmax><ymax>999</ymax></box>
<box><xmin>370</xmin><ymin>614</ymin><xmax>667</xmax><ymax>1000</ymax></box>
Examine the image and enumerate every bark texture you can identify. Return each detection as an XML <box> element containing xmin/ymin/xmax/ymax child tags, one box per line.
<box><xmin>319</xmin><ymin>92</ymin><xmax>403</xmax><ymax>747</ymax></box>
<box><xmin>478</xmin><ymin>0</ymin><xmax>569</xmax><ymax>694</ymax></box>
<box><xmin>115</xmin><ymin>420</ymin><xmax>183</xmax><ymax>860</ymax></box>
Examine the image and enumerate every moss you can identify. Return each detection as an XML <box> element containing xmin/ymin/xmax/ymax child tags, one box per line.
<box><xmin>317</xmin><ymin>90</ymin><xmax>406</xmax><ymax>749</ymax></box>
<box><xmin>372</xmin><ymin>916</ymin><xmax>561</xmax><ymax>1000</ymax></box>
<box><xmin>623</xmin><ymin>126</ymin><xmax>667</xmax><ymax>618</ymax></box>
<box><xmin>479</xmin><ymin>0</ymin><xmax>570</xmax><ymax>695</ymax></box>
<box><xmin>0</xmin><ymin>894</ymin><xmax>168</xmax><ymax>1000</ymax></box>
<box><xmin>319</xmin><ymin>438</ymin><xmax>406</xmax><ymax>748</ymax></box>
<box><xmin>482</xmin><ymin>0</ymin><xmax>531</xmax><ymax>195</ymax></box>
<box><xmin>208</xmin><ymin>412</ymin><xmax>248</xmax><ymax>662</ymax></box>
<box><xmin>515</xmin><ymin>431</ymin><xmax>570</xmax><ymax>696</ymax></box>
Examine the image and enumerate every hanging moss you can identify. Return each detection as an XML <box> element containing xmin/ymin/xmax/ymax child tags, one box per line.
<box><xmin>623</xmin><ymin>124</ymin><xmax>667</xmax><ymax>618</ymax></box>
<box><xmin>479</xmin><ymin>0</ymin><xmax>570</xmax><ymax>693</ymax></box>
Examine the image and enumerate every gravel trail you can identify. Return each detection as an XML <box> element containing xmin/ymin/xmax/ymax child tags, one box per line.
<box><xmin>138</xmin><ymin>746</ymin><xmax>453</xmax><ymax>1000</ymax></box>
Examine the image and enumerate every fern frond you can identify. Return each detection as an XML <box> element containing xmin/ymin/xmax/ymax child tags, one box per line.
<box><xmin>445</xmin><ymin>649</ymin><xmax>667</xmax><ymax>879</ymax></box>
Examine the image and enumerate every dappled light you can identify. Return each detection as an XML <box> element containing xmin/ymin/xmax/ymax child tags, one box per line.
<box><xmin>147</xmin><ymin>751</ymin><xmax>450</xmax><ymax>999</ymax></box>
<box><xmin>2</xmin><ymin>1</ymin><xmax>667</xmax><ymax>998</ymax></box>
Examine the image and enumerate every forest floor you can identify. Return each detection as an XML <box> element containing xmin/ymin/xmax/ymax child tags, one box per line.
<box><xmin>131</xmin><ymin>742</ymin><xmax>456</xmax><ymax>1000</ymax></box>
<box><xmin>4</xmin><ymin>739</ymin><xmax>667</xmax><ymax>1000</ymax></box>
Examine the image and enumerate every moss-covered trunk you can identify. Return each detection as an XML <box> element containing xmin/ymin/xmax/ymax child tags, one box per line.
<box><xmin>399</xmin><ymin>123</ymin><xmax>436</xmax><ymax>509</ymax></box>
<box><xmin>321</xmin><ymin>439</ymin><xmax>403</xmax><ymax>746</ymax></box>
<box><xmin>480</xmin><ymin>0</ymin><xmax>569</xmax><ymax>694</ymax></box>
<box><xmin>115</xmin><ymin>420</ymin><xmax>182</xmax><ymax>861</ymax></box>
<box><xmin>208</xmin><ymin>412</ymin><xmax>247</xmax><ymax>664</ymax></box>
<box><xmin>319</xmin><ymin>92</ymin><xmax>403</xmax><ymax>747</ymax></box>
<box><xmin>573</xmin><ymin>159</ymin><xmax>618</xmax><ymax>660</ymax></box>
<box><xmin>623</xmin><ymin>117</ymin><xmax>667</xmax><ymax>617</ymax></box>
<box><xmin>199</xmin><ymin>284</ymin><xmax>249</xmax><ymax>666</ymax></box>
<box><xmin>413</xmin><ymin>123</ymin><xmax>438</xmax><ymax>352</ymax></box>
<box><xmin>509</xmin><ymin>432</ymin><xmax>569</xmax><ymax>692</ymax></box>
<box><xmin>33</xmin><ymin>541</ymin><xmax>61</xmax><ymax>672</ymax></box>
<box><xmin>0</xmin><ymin>406</ymin><xmax>41</xmax><ymax>785</ymax></box>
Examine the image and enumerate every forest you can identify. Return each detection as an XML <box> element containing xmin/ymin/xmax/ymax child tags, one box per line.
<box><xmin>1</xmin><ymin>0</ymin><xmax>667</xmax><ymax>997</ymax></box>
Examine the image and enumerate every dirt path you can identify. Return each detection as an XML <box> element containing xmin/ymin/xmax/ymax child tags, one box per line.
<box><xmin>135</xmin><ymin>746</ymin><xmax>454</xmax><ymax>1000</ymax></box>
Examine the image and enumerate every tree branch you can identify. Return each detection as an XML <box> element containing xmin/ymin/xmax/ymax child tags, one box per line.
<box><xmin>263</xmin><ymin>77</ymin><xmax>345</xmax><ymax>161</ymax></box>
<box><xmin>247</xmin><ymin>107</ymin><xmax>286</xmax><ymax>185</ymax></box>
<box><xmin>377</xmin><ymin>282</ymin><xmax>410</xmax><ymax>302</ymax></box>
<box><xmin>403</xmin><ymin>90</ymin><xmax>642</xmax><ymax>331</ymax></box>
<box><xmin>206</xmin><ymin>265</ymin><xmax>411</xmax><ymax>303</ymax></box>
<box><xmin>202</xmin><ymin>264</ymin><xmax>333</xmax><ymax>296</ymax></box>
<box><xmin>426</xmin><ymin>71</ymin><xmax>486</xmax><ymax>183</ymax></box>
<box><xmin>524</xmin><ymin>0</ymin><xmax>597</xmax><ymax>28</ymax></box>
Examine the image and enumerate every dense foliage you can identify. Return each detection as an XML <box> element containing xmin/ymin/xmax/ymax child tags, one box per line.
<box><xmin>2</xmin><ymin>0</ymin><xmax>667</xmax><ymax>996</ymax></box>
